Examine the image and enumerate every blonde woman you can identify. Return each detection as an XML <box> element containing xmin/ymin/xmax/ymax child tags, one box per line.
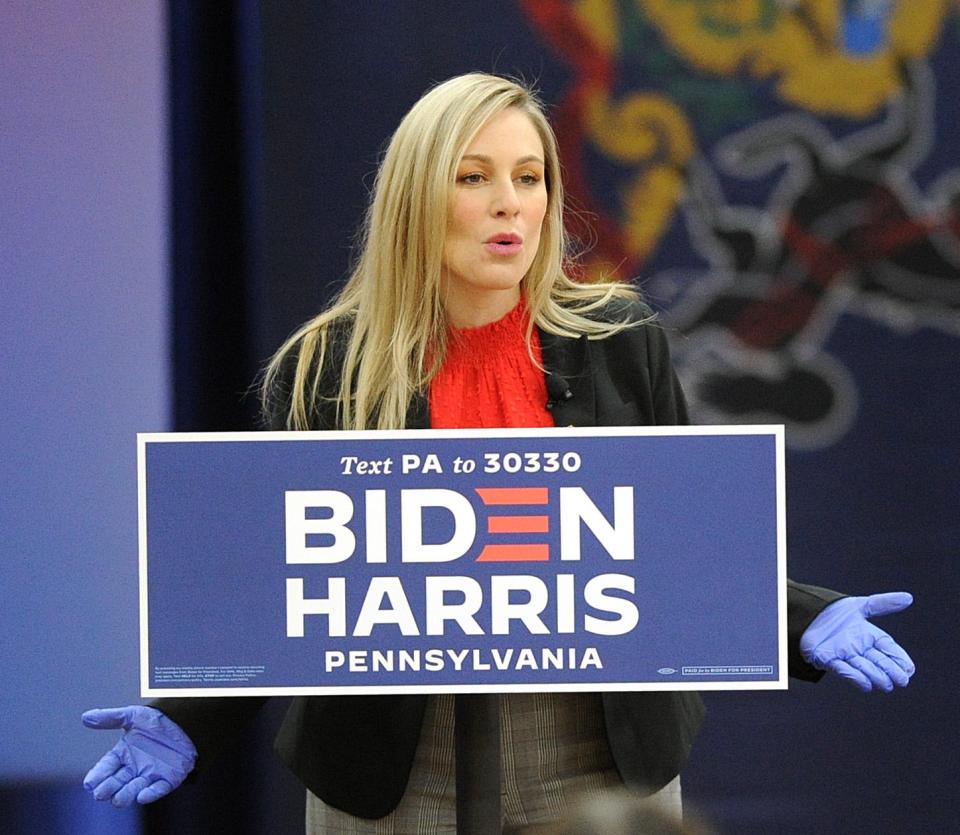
<box><xmin>83</xmin><ymin>73</ymin><xmax>914</xmax><ymax>831</ymax></box>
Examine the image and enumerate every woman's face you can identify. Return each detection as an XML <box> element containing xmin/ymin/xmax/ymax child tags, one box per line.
<box><xmin>441</xmin><ymin>107</ymin><xmax>548</xmax><ymax>327</ymax></box>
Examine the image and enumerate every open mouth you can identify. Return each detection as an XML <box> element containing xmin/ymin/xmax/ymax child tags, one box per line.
<box><xmin>486</xmin><ymin>232</ymin><xmax>522</xmax><ymax>246</ymax></box>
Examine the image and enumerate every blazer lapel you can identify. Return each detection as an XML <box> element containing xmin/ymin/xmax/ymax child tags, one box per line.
<box><xmin>405</xmin><ymin>390</ymin><xmax>430</xmax><ymax>429</ymax></box>
<box><xmin>538</xmin><ymin>327</ymin><xmax>596</xmax><ymax>427</ymax></box>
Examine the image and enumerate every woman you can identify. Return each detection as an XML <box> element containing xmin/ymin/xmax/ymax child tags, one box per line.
<box><xmin>83</xmin><ymin>73</ymin><xmax>914</xmax><ymax>830</ymax></box>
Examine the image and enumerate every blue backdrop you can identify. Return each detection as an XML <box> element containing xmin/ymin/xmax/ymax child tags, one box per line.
<box><xmin>1</xmin><ymin>2</ymin><xmax>167</xmax><ymax>833</ymax></box>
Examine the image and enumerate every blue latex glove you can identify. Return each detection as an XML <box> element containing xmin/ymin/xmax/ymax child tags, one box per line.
<box><xmin>82</xmin><ymin>705</ymin><xmax>197</xmax><ymax>806</ymax></box>
<box><xmin>800</xmin><ymin>592</ymin><xmax>916</xmax><ymax>693</ymax></box>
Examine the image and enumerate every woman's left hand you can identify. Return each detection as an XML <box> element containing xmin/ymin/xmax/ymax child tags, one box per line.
<box><xmin>799</xmin><ymin>592</ymin><xmax>915</xmax><ymax>692</ymax></box>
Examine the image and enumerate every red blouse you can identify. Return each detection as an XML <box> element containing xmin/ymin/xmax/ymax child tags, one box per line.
<box><xmin>429</xmin><ymin>299</ymin><xmax>555</xmax><ymax>430</ymax></box>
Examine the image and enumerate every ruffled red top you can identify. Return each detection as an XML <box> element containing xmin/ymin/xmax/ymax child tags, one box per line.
<box><xmin>429</xmin><ymin>299</ymin><xmax>555</xmax><ymax>429</ymax></box>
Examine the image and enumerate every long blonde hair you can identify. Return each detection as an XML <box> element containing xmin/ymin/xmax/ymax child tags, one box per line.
<box><xmin>262</xmin><ymin>73</ymin><xmax>643</xmax><ymax>430</ymax></box>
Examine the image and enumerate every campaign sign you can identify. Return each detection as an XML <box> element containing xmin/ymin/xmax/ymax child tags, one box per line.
<box><xmin>139</xmin><ymin>426</ymin><xmax>786</xmax><ymax>696</ymax></box>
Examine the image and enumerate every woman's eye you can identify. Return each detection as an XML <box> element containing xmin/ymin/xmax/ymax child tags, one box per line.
<box><xmin>459</xmin><ymin>173</ymin><xmax>485</xmax><ymax>185</ymax></box>
<box><xmin>517</xmin><ymin>172</ymin><xmax>541</xmax><ymax>185</ymax></box>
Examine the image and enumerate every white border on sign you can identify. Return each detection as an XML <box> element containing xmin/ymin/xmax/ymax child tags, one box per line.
<box><xmin>137</xmin><ymin>425</ymin><xmax>787</xmax><ymax>697</ymax></box>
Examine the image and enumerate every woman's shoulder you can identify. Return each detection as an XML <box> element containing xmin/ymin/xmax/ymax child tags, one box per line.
<box><xmin>586</xmin><ymin>293</ymin><xmax>656</xmax><ymax>327</ymax></box>
<box><xmin>553</xmin><ymin>287</ymin><xmax>656</xmax><ymax>334</ymax></box>
<box><xmin>567</xmin><ymin>292</ymin><xmax>674</xmax><ymax>366</ymax></box>
<box><xmin>262</xmin><ymin>312</ymin><xmax>356</xmax><ymax>430</ymax></box>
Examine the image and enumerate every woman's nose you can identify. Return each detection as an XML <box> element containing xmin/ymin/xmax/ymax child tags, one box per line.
<box><xmin>490</xmin><ymin>180</ymin><xmax>521</xmax><ymax>216</ymax></box>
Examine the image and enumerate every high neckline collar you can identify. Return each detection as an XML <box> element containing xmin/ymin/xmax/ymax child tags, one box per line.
<box><xmin>448</xmin><ymin>296</ymin><xmax>527</xmax><ymax>342</ymax></box>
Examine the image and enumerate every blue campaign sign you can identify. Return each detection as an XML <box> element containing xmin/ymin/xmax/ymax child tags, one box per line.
<box><xmin>138</xmin><ymin>426</ymin><xmax>786</xmax><ymax>696</ymax></box>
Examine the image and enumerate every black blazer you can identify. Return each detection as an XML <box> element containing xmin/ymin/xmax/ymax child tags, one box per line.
<box><xmin>156</xmin><ymin>299</ymin><xmax>841</xmax><ymax>818</ymax></box>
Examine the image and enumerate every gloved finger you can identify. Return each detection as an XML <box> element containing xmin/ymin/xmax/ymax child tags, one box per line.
<box><xmin>825</xmin><ymin>658</ymin><xmax>873</xmax><ymax>692</ymax></box>
<box><xmin>874</xmin><ymin>634</ymin><xmax>916</xmax><ymax>675</ymax></box>
<box><xmin>112</xmin><ymin>775</ymin><xmax>152</xmax><ymax>808</ymax></box>
<box><xmin>83</xmin><ymin>750</ymin><xmax>123</xmax><ymax>791</ymax></box>
<box><xmin>865</xmin><ymin>647</ymin><xmax>911</xmax><ymax>688</ymax></box>
<box><xmin>137</xmin><ymin>778</ymin><xmax>175</xmax><ymax>804</ymax></box>
<box><xmin>847</xmin><ymin>654</ymin><xmax>894</xmax><ymax>693</ymax></box>
<box><xmin>112</xmin><ymin>775</ymin><xmax>155</xmax><ymax>809</ymax></box>
<box><xmin>862</xmin><ymin>592</ymin><xmax>913</xmax><ymax>618</ymax></box>
<box><xmin>82</xmin><ymin>707</ymin><xmax>133</xmax><ymax>730</ymax></box>
<box><xmin>91</xmin><ymin>766</ymin><xmax>136</xmax><ymax>802</ymax></box>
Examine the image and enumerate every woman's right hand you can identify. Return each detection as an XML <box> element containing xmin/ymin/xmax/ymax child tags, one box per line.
<box><xmin>82</xmin><ymin>705</ymin><xmax>197</xmax><ymax>806</ymax></box>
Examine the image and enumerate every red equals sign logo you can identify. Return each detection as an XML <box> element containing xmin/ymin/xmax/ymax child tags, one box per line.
<box><xmin>474</xmin><ymin>487</ymin><xmax>550</xmax><ymax>562</ymax></box>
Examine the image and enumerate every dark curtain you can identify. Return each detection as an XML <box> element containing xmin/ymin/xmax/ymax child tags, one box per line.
<box><xmin>169</xmin><ymin>1</ymin><xmax>258</xmax><ymax>434</ymax></box>
<box><xmin>151</xmin><ymin>2</ymin><xmax>302</xmax><ymax>833</ymax></box>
